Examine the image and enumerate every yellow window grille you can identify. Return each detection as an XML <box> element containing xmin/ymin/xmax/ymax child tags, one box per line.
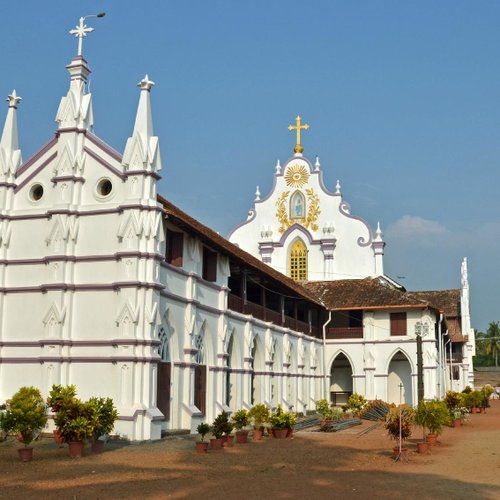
<box><xmin>289</xmin><ymin>239</ymin><xmax>308</xmax><ymax>281</ymax></box>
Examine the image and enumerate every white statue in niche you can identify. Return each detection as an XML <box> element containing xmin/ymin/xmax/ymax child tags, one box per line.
<box><xmin>290</xmin><ymin>191</ymin><xmax>305</xmax><ymax>220</ymax></box>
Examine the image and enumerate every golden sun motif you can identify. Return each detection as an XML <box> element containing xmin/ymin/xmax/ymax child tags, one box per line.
<box><xmin>284</xmin><ymin>164</ymin><xmax>309</xmax><ymax>188</ymax></box>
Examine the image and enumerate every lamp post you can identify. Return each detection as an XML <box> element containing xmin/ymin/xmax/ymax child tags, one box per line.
<box><xmin>415</xmin><ymin>321</ymin><xmax>429</xmax><ymax>403</ymax></box>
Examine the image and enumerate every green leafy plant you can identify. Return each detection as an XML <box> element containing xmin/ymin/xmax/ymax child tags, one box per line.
<box><xmin>414</xmin><ymin>400</ymin><xmax>450</xmax><ymax>436</ymax></box>
<box><xmin>211</xmin><ymin>411</ymin><xmax>230</xmax><ymax>439</ymax></box>
<box><xmin>0</xmin><ymin>387</ymin><xmax>48</xmax><ymax>447</ymax></box>
<box><xmin>231</xmin><ymin>409</ymin><xmax>249</xmax><ymax>430</ymax></box>
<box><xmin>248</xmin><ymin>404</ymin><xmax>270</xmax><ymax>429</ymax></box>
<box><xmin>469</xmin><ymin>391</ymin><xmax>484</xmax><ymax>409</ymax></box>
<box><xmin>197</xmin><ymin>422</ymin><xmax>210</xmax><ymax>442</ymax></box>
<box><xmin>481</xmin><ymin>386</ymin><xmax>494</xmax><ymax>408</ymax></box>
<box><xmin>54</xmin><ymin>399</ymin><xmax>97</xmax><ymax>442</ymax></box>
<box><xmin>444</xmin><ymin>390</ymin><xmax>462</xmax><ymax>411</ymax></box>
<box><xmin>270</xmin><ymin>405</ymin><xmax>296</xmax><ymax>429</ymax></box>
<box><xmin>345</xmin><ymin>393</ymin><xmax>367</xmax><ymax>416</ymax></box>
<box><xmin>315</xmin><ymin>399</ymin><xmax>333</xmax><ymax>419</ymax></box>
<box><xmin>47</xmin><ymin>384</ymin><xmax>77</xmax><ymax>413</ymax></box>
<box><xmin>88</xmin><ymin>397</ymin><xmax>118</xmax><ymax>439</ymax></box>
<box><xmin>385</xmin><ymin>404</ymin><xmax>415</xmax><ymax>441</ymax></box>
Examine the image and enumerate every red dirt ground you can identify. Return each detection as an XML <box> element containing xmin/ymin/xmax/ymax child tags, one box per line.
<box><xmin>1</xmin><ymin>400</ymin><xmax>499</xmax><ymax>499</ymax></box>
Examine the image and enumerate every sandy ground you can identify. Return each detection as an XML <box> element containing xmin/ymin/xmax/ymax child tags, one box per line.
<box><xmin>1</xmin><ymin>400</ymin><xmax>499</xmax><ymax>500</ymax></box>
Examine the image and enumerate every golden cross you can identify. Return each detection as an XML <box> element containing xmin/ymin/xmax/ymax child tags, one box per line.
<box><xmin>288</xmin><ymin>115</ymin><xmax>310</xmax><ymax>154</ymax></box>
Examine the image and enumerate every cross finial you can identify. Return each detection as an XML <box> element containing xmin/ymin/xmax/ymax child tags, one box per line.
<box><xmin>138</xmin><ymin>75</ymin><xmax>155</xmax><ymax>91</ymax></box>
<box><xmin>288</xmin><ymin>115</ymin><xmax>310</xmax><ymax>154</ymax></box>
<box><xmin>69</xmin><ymin>13</ymin><xmax>105</xmax><ymax>57</ymax></box>
<box><xmin>6</xmin><ymin>90</ymin><xmax>21</xmax><ymax>109</ymax></box>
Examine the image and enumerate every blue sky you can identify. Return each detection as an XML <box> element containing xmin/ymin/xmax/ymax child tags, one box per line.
<box><xmin>1</xmin><ymin>1</ymin><xmax>499</xmax><ymax>332</ymax></box>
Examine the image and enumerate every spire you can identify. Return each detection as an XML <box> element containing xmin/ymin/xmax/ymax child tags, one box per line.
<box><xmin>374</xmin><ymin>222</ymin><xmax>384</xmax><ymax>241</ymax></box>
<box><xmin>0</xmin><ymin>90</ymin><xmax>23</xmax><ymax>175</ymax></box>
<box><xmin>255</xmin><ymin>185</ymin><xmax>261</xmax><ymax>201</ymax></box>
<box><xmin>55</xmin><ymin>14</ymin><xmax>105</xmax><ymax>130</ymax></box>
<box><xmin>335</xmin><ymin>179</ymin><xmax>341</xmax><ymax>194</ymax></box>
<box><xmin>122</xmin><ymin>75</ymin><xmax>161</xmax><ymax>173</ymax></box>
<box><xmin>275</xmin><ymin>159</ymin><xmax>281</xmax><ymax>175</ymax></box>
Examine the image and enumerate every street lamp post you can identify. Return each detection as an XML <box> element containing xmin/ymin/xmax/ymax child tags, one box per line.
<box><xmin>415</xmin><ymin>321</ymin><xmax>429</xmax><ymax>403</ymax></box>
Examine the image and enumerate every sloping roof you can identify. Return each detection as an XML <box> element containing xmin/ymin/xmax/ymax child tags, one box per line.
<box><xmin>157</xmin><ymin>195</ymin><xmax>323</xmax><ymax>307</ymax></box>
<box><xmin>408</xmin><ymin>290</ymin><xmax>461</xmax><ymax>318</ymax></box>
<box><xmin>303</xmin><ymin>276</ymin><xmax>432</xmax><ymax>311</ymax></box>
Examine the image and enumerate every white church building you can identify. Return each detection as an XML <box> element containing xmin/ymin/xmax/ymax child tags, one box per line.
<box><xmin>0</xmin><ymin>20</ymin><xmax>475</xmax><ymax>440</ymax></box>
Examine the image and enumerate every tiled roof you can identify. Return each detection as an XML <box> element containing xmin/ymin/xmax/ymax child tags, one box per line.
<box><xmin>303</xmin><ymin>277</ymin><xmax>432</xmax><ymax>311</ymax></box>
<box><xmin>408</xmin><ymin>290</ymin><xmax>461</xmax><ymax>318</ymax></box>
<box><xmin>157</xmin><ymin>195</ymin><xmax>323</xmax><ymax>307</ymax></box>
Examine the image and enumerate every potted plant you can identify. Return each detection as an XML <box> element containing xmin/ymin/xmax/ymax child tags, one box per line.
<box><xmin>345</xmin><ymin>393</ymin><xmax>367</xmax><ymax>417</ymax></box>
<box><xmin>469</xmin><ymin>391</ymin><xmax>483</xmax><ymax>414</ymax></box>
<box><xmin>270</xmin><ymin>405</ymin><xmax>290</xmax><ymax>439</ymax></box>
<box><xmin>232</xmin><ymin>409</ymin><xmax>250</xmax><ymax>444</ymax></box>
<box><xmin>315</xmin><ymin>399</ymin><xmax>333</xmax><ymax>429</ymax></box>
<box><xmin>385</xmin><ymin>404</ymin><xmax>415</xmax><ymax>458</ymax></box>
<box><xmin>196</xmin><ymin>422</ymin><xmax>210</xmax><ymax>453</ymax></box>
<box><xmin>0</xmin><ymin>387</ymin><xmax>48</xmax><ymax>462</ymax></box>
<box><xmin>210</xmin><ymin>412</ymin><xmax>228</xmax><ymax>450</ymax></box>
<box><xmin>480</xmin><ymin>386</ymin><xmax>493</xmax><ymax>412</ymax></box>
<box><xmin>414</xmin><ymin>400</ymin><xmax>450</xmax><ymax>447</ymax></box>
<box><xmin>54</xmin><ymin>398</ymin><xmax>97</xmax><ymax>458</ymax></box>
<box><xmin>47</xmin><ymin>384</ymin><xmax>77</xmax><ymax>444</ymax></box>
<box><xmin>88</xmin><ymin>397</ymin><xmax>118</xmax><ymax>453</ymax></box>
<box><xmin>284</xmin><ymin>410</ymin><xmax>297</xmax><ymax>437</ymax></box>
<box><xmin>248</xmin><ymin>404</ymin><xmax>270</xmax><ymax>440</ymax></box>
<box><xmin>222</xmin><ymin>418</ymin><xmax>235</xmax><ymax>447</ymax></box>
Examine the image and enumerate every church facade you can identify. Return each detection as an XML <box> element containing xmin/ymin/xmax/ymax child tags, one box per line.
<box><xmin>0</xmin><ymin>25</ymin><xmax>474</xmax><ymax>441</ymax></box>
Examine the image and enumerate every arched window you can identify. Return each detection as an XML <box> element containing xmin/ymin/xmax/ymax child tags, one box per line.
<box><xmin>289</xmin><ymin>191</ymin><xmax>306</xmax><ymax>220</ymax></box>
<box><xmin>288</xmin><ymin>239</ymin><xmax>308</xmax><ymax>281</ymax></box>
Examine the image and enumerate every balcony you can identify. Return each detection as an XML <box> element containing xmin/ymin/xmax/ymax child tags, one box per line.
<box><xmin>326</xmin><ymin>326</ymin><xmax>363</xmax><ymax>339</ymax></box>
<box><xmin>227</xmin><ymin>293</ymin><xmax>313</xmax><ymax>336</ymax></box>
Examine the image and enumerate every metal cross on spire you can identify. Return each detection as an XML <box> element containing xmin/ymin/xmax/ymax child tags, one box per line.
<box><xmin>69</xmin><ymin>13</ymin><xmax>106</xmax><ymax>57</ymax></box>
<box><xmin>288</xmin><ymin>115</ymin><xmax>310</xmax><ymax>154</ymax></box>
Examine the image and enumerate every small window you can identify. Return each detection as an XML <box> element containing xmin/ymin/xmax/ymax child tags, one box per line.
<box><xmin>452</xmin><ymin>366</ymin><xmax>460</xmax><ymax>381</ymax></box>
<box><xmin>390</xmin><ymin>312</ymin><xmax>407</xmax><ymax>336</ymax></box>
<box><xmin>96</xmin><ymin>178</ymin><xmax>113</xmax><ymax>197</ymax></box>
<box><xmin>289</xmin><ymin>190</ymin><xmax>306</xmax><ymax>219</ymax></box>
<box><xmin>202</xmin><ymin>247</ymin><xmax>217</xmax><ymax>282</ymax></box>
<box><xmin>166</xmin><ymin>230</ymin><xmax>184</xmax><ymax>267</ymax></box>
<box><xmin>29</xmin><ymin>184</ymin><xmax>44</xmax><ymax>202</ymax></box>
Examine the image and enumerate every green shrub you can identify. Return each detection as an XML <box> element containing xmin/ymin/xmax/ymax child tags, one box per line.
<box><xmin>197</xmin><ymin>422</ymin><xmax>210</xmax><ymax>442</ymax></box>
<box><xmin>346</xmin><ymin>393</ymin><xmax>367</xmax><ymax>416</ymax></box>
<box><xmin>315</xmin><ymin>399</ymin><xmax>333</xmax><ymax>419</ymax></box>
<box><xmin>415</xmin><ymin>400</ymin><xmax>450</xmax><ymax>436</ymax></box>
<box><xmin>231</xmin><ymin>409</ymin><xmax>249</xmax><ymax>430</ymax></box>
<box><xmin>248</xmin><ymin>404</ymin><xmax>270</xmax><ymax>429</ymax></box>
<box><xmin>385</xmin><ymin>405</ymin><xmax>415</xmax><ymax>441</ymax></box>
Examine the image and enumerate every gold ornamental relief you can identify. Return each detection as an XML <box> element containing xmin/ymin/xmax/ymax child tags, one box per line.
<box><xmin>284</xmin><ymin>164</ymin><xmax>310</xmax><ymax>188</ymax></box>
<box><xmin>275</xmin><ymin>188</ymin><xmax>320</xmax><ymax>233</ymax></box>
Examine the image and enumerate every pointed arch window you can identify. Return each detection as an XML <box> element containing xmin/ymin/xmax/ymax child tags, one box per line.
<box><xmin>290</xmin><ymin>190</ymin><xmax>306</xmax><ymax>220</ymax></box>
<box><xmin>288</xmin><ymin>239</ymin><xmax>308</xmax><ymax>281</ymax></box>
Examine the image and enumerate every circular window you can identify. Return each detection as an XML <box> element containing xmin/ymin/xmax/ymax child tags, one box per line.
<box><xmin>97</xmin><ymin>179</ymin><xmax>113</xmax><ymax>197</ymax></box>
<box><xmin>29</xmin><ymin>184</ymin><xmax>44</xmax><ymax>201</ymax></box>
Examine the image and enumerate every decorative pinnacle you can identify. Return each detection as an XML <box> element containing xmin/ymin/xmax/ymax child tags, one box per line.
<box><xmin>288</xmin><ymin>115</ymin><xmax>310</xmax><ymax>154</ymax></box>
<box><xmin>375</xmin><ymin>222</ymin><xmax>383</xmax><ymax>239</ymax></box>
<box><xmin>138</xmin><ymin>74</ymin><xmax>155</xmax><ymax>91</ymax></box>
<box><xmin>315</xmin><ymin>155</ymin><xmax>320</xmax><ymax>171</ymax></box>
<box><xmin>335</xmin><ymin>179</ymin><xmax>341</xmax><ymax>194</ymax></box>
<box><xmin>255</xmin><ymin>185</ymin><xmax>261</xmax><ymax>201</ymax></box>
<box><xmin>6</xmin><ymin>90</ymin><xmax>21</xmax><ymax>108</ymax></box>
<box><xmin>69</xmin><ymin>12</ymin><xmax>105</xmax><ymax>57</ymax></box>
<box><xmin>275</xmin><ymin>159</ymin><xmax>281</xmax><ymax>174</ymax></box>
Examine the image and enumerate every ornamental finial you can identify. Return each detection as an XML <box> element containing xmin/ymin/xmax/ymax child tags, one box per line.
<box><xmin>255</xmin><ymin>185</ymin><xmax>261</xmax><ymax>201</ymax></box>
<box><xmin>138</xmin><ymin>75</ymin><xmax>155</xmax><ymax>91</ymax></box>
<box><xmin>69</xmin><ymin>12</ymin><xmax>106</xmax><ymax>57</ymax></box>
<box><xmin>6</xmin><ymin>90</ymin><xmax>21</xmax><ymax>109</ymax></box>
<box><xmin>288</xmin><ymin>115</ymin><xmax>310</xmax><ymax>154</ymax></box>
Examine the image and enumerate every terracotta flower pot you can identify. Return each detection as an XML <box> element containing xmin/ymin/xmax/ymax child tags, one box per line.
<box><xmin>453</xmin><ymin>418</ymin><xmax>461</xmax><ymax>428</ymax></box>
<box><xmin>53</xmin><ymin>430</ymin><xmax>65</xmax><ymax>445</ymax></box>
<box><xmin>480</xmin><ymin>407</ymin><xmax>485</xmax><ymax>414</ymax></box>
<box><xmin>196</xmin><ymin>441</ymin><xmax>209</xmax><ymax>454</ymax></box>
<box><xmin>91</xmin><ymin>440</ymin><xmax>105</xmax><ymax>453</ymax></box>
<box><xmin>273</xmin><ymin>428</ymin><xmax>288</xmax><ymax>439</ymax></box>
<box><xmin>417</xmin><ymin>441</ymin><xmax>429</xmax><ymax>454</ymax></box>
<box><xmin>393</xmin><ymin>446</ymin><xmax>408</xmax><ymax>459</ymax></box>
<box><xmin>222</xmin><ymin>435</ymin><xmax>234</xmax><ymax>447</ymax></box>
<box><xmin>426</xmin><ymin>434</ymin><xmax>437</xmax><ymax>446</ymax></box>
<box><xmin>252</xmin><ymin>429</ymin><xmax>263</xmax><ymax>440</ymax></box>
<box><xmin>68</xmin><ymin>441</ymin><xmax>85</xmax><ymax>458</ymax></box>
<box><xmin>286</xmin><ymin>427</ymin><xmax>294</xmax><ymax>438</ymax></box>
<box><xmin>471</xmin><ymin>407</ymin><xmax>478</xmax><ymax>414</ymax></box>
<box><xmin>210</xmin><ymin>438</ymin><xmax>223</xmax><ymax>450</ymax></box>
<box><xmin>18</xmin><ymin>447</ymin><xmax>33</xmax><ymax>462</ymax></box>
<box><xmin>235</xmin><ymin>431</ymin><xmax>248</xmax><ymax>444</ymax></box>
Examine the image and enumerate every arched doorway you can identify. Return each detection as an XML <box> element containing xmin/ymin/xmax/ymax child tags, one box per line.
<box><xmin>330</xmin><ymin>353</ymin><xmax>353</xmax><ymax>406</ymax></box>
<box><xmin>156</xmin><ymin>327</ymin><xmax>171</xmax><ymax>422</ymax></box>
<box><xmin>387</xmin><ymin>351</ymin><xmax>413</xmax><ymax>405</ymax></box>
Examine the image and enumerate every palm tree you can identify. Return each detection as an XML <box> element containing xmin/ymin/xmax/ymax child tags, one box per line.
<box><xmin>477</xmin><ymin>322</ymin><xmax>500</xmax><ymax>367</ymax></box>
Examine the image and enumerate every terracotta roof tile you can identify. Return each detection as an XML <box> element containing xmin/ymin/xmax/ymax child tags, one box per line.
<box><xmin>408</xmin><ymin>290</ymin><xmax>461</xmax><ymax>317</ymax></box>
<box><xmin>303</xmin><ymin>277</ymin><xmax>431</xmax><ymax>311</ymax></box>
